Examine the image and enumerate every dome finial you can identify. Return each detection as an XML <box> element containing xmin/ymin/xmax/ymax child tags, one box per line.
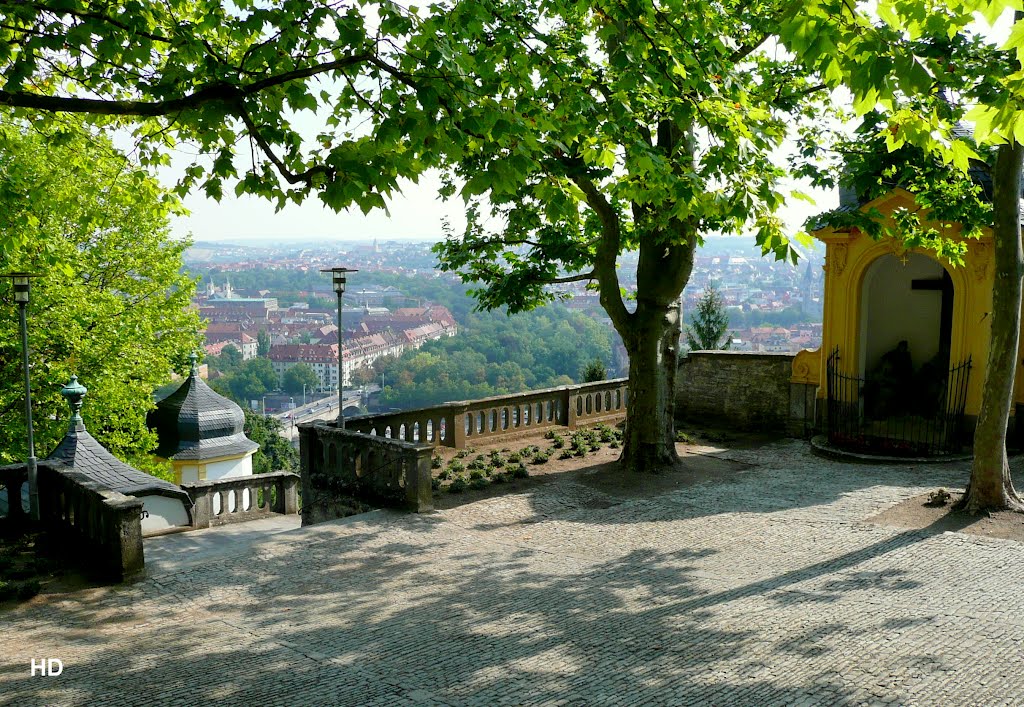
<box><xmin>61</xmin><ymin>375</ymin><xmax>88</xmax><ymax>430</ymax></box>
<box><xmin>189</xmin><ymin>351</ymin><xmax>199</xmax><ymax>376</ymax></box>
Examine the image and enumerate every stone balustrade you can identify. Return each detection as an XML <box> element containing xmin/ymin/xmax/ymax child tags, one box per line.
<box><xmin>299</xmin><ymin>422</ymin><xmax>433</xmax><ymax>525</ymax></box>
<box><xmin>344</xmin><ymin>378</ymin><xmax>629</xmax><ymax>449</ymax></box>
<box><xmin>0</xmin><ymin>463</ymin><xmax>28</xmax><ymax>528</ymax></box>
<box><xmin>36</xmin><ymin>463</ymin><xmax>145</xmax><ymax>582</ymax></box>
<box><xmin>182</xmin><ymin>471</ymin><xmax>300</xmax><ymax>529</ymax></box>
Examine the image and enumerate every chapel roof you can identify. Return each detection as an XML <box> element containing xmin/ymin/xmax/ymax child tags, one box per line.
<box><xmin>148</xmin><ymin>354</ymin><xmax>258</xmax><ymax>461</ymax></box>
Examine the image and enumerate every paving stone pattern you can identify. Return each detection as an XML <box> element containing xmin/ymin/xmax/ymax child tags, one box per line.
<box><xmin>4</xmin><ymin>441</ymin><xmax>1024</xmax><ymax>705</ymax></box>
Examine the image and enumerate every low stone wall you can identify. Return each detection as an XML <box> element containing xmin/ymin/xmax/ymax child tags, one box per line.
<box><xmin>183</xmin><ymin>471</ymin><xmax>300</xmax><ymax>529</ymax></box>
<box><xmin>676</xmin><ymin>351</ymin><xmax>797</xmax><ymax>432</ymax></box>
<box><xmin>36</xmin><ymin>463</ymin><xmax>145</xmax><ymax>582</ymax></box>
<box><xmin>299</xmin><ymin>422</ymin><xmax>433</xmax><ymax>525</ymax></box>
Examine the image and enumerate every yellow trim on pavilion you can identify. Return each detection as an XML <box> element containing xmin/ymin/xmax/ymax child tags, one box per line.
<box><xmin>792</xmin><ymin>188</ymin><xmax>1011</xmax><ymax>417</ymax></box>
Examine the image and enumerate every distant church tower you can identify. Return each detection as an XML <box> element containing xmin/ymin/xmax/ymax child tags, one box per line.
<box><xmin>373</xmin><ymin>237</ymin><xmax>381</xmax><ymax>254</ymax></box>
<box><xmin>801</xmin><ymin>258</ymin><xmax>815</xmax><ymax>315</ymax></box>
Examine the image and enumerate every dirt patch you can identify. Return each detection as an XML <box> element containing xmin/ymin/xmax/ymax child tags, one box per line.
<box><xmin>576</xmin><ymin>446</ymin><xmax>749</xmax><ymax>499</ymax></box>
<box><xmin>867</xmin><ymin>491</ymin><xmax>1024</xmax><ymax>543</ymax></box>
<box><xmin>428</xmin><ymin>428</ymin><xmax>752</xmax><ymax>509</ymax></box>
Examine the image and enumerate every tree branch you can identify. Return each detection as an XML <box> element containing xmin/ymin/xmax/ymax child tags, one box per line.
<box><xmin>0</xmin><ymin>53</ymin><xmax>374</xmax><ymax>117</ymax></box>
<box><xmin>567</xmin><ymin>169</ymin><xmax>632</xmax><ymax>332</ymax></box>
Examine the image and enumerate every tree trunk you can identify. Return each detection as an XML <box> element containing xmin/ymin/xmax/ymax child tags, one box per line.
<box><xmin>620</xmin><ymin>300</ymin><xmax>683</xmax><ymax>472</ymax></box>
<box><xmin>959</xmin><ymin>136</ymin><xmax>1024</xmax><ymax>513</ymax></box>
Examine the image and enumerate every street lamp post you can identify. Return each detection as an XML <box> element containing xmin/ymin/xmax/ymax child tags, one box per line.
<box><xmin>3</xmin><ymin>273</ymin><xmax>41</xmax><ymax>520</ymax></box>
<box><xmin>321</xmin><ymin>267</ymin><xmax>358</xmax><ymax>428</ymax></box>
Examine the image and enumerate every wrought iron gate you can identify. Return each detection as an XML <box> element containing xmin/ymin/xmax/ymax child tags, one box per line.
<box><xmin>826</xmin><ymin>347</ymin><xmax>972</xmax><ymax>456</ymax></box>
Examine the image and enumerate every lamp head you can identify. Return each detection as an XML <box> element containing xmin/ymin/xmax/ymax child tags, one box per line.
<box><xmin>320</xmin><ymin>267</ymin><xmax>358</xmax><ymax>295</ymax></box>
<box><xmin>3</xmin><ymin>272</ymin><xmax>39</xmax><ymax>304</ymax></box>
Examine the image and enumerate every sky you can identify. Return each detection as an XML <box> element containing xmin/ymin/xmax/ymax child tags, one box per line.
<box><xmin>166</xmin><ymin>159</ymin><xmax>835</xmax><ymax>245</ymax></box>
<box><xmin>168</xmin><ymin>169</ymin><xmax>471</xmax><ymax>243</ymax></box>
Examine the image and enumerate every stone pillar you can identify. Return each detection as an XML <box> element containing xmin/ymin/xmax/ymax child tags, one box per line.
<box><xmin>566</xmin><ymin>391</ymin><xmax>579</xmax><ymax>430</ymax></box>
<box><xmin>183</xmin><ymin>483</ymin><xmax>213</xmax><ymax>529</ymax></box>
<box><xmin>451</xmin><ymin>405</ymin><xmax>469</xmax><ymax>449</ymax></box>
<box><xmin>109</xmin><ymin>497</ymin><xmax>145</xmax><ymax>580</ymax></box>
<box><xmin>406</xmin><ymin>446</ymin><xmax>434</xmax><ymax>513</ymax></box>
<box><xmin>298</xmin><ymin>422</ymin><xmax>316</xmax><ymax>527</ymax></box>
<box><xmin>282</xmin><ymin>473</ymin><xmax>300</xmax><ymax>515</ymax></box>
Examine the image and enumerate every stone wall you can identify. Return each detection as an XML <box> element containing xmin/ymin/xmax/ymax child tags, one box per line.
<box><xmin>676</xmin><ymin>351</ymin><xmax>798</xmax><ymax>432</ymax></box>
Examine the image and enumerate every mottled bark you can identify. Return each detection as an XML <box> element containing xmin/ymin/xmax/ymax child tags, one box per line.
<box><xmin>959</xmin><ymin>136</ymin><xmax>1024</xmax><ymax>513</ymax></box>
<box><xmin>619</xmin><ymin>298</ymin><xmax>684</xmax><ymax>472</ymax></box>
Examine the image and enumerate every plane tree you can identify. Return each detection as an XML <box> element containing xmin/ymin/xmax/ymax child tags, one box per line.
<box><xmin>0</xmin><ymin>0</ymin><xmax>825</xmax><ymax>471</ymax></box>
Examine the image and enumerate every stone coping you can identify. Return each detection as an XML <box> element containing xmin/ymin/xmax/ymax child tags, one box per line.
<box><xmin>809</xmin><ymin>434</ymin><xmax>973</xmax><ymax>464</ymax></box>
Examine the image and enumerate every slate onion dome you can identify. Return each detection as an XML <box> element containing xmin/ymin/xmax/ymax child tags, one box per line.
<box><xmin>148</xmin><ymin>353</ymin><xmax>258</xmax><ymax>462</ymax></box>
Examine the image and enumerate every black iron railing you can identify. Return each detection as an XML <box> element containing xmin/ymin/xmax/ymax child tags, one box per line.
<box><xmin>826</xmin><ymin>347</ymin><xmax>972</xmax><ymax>456</ymax></box>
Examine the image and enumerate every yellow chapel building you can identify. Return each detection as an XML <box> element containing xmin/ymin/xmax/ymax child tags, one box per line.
<box><xmin>790</xmin><ymin>186</ymin><xmax>1022</xmax><ymax>454</ymax></box>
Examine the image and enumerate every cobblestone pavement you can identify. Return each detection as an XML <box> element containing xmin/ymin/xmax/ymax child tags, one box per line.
<box><xmin>4</xmin><ymin>440</ymin><xmax>1024</xmax><ymax>706</ymax></box>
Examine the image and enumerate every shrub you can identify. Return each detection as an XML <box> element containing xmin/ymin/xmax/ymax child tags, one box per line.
<box><xmin>491</xmin><ymin>472</ymin><xmax>508</xmax><ymax>484</ymax></box>
<box><xmin>469</xmin><ymin>477</ymin><xmax>489</xmax><ymax>490</ymax></box>
<box><xmin>448</xmin><ymin>477</ymin><xmax>468</xmax><ymax>493</ymax></box>
<box><xmin>469</xmin><ymin>469</ymin><xmax>486</xmax><ymax>481</ymax></box>
<box><xmin>448</xmin><ymin>460</ymin><xmax>465</xmax><ymax>474</ymax></box>
<box><xmin>438</xmin><ymin>469</ymin><xmax>452</xmax><ymax>481</ymax></box>
<box><xmin>512</xmin><ymin>464</ymin><xmax>529</xmax><ymax>479</ymax></box>
<box><xmin>532</xmin><ymin>450</ymin><xmax>551</xmax><ymax>464</ymax></box>
<box><xmin>431</xmin><ymin>477</ymin><xmax>442</xmax><ymax>491</ymax></box>
<box><xmin>17</xmin><ymin>580</ymin><xmax>40</xmax><ymax>601</ymax></box>
<box><xmin>468</xmin><ymin>458</ymin><xmax>488</xmax><ymax>471</ymax></box>
<box><xmin>507</xmin><ymin>452</ymin><xmax>521</xmax><ymax>464</ymax></box>
<box><xmin>559</xmin><ymin>449</ymin><xmax>574</xmax><ymax>460</ymax></box>
<box><xmin>609</xmin><ymin>440</ymin><xmax>620</xmax><ymax>449</ymax></box>
<box><xmin>550</xmin><ymin>433</ymin><xmax>565</xmax><ymax>449</ymax></box>
<box><xmin>431</xmin><ymin>456</ymin><xmax>442</xmax><ymax>469</ymax></box>
<box><xmin>675</xmin><ymin>430</ymin><xmax>696</xmax><ymax>444</ymax></box>
<box><xmin>455</xmin><ymin>450</ymin><xmax>469</xmax><ymax>459</ymax></box>
<box><xmin>544</xmin><ymin>430</ymin><xmax>556</xmax><ymax>440</ymax></box>
<box><xmin>596</xmin><ymin>425</ymin><xmax>616</xmax><ymax>443</ymax></box>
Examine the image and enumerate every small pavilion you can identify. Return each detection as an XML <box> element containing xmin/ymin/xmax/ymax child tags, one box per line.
<box><xmin>148</xmin><ymin>354</ymin><xmax>258</xmax><ymax>485</ymax></box>
<box><xmin>790</xmin><ymin>185</ymin><xmax>1021</xmax><ymax>454</ymax></box>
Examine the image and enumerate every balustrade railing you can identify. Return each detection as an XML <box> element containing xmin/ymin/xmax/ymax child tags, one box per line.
<box><xmin>36</xmin><ymin>463</ymin><xmax>145</xmax><ymax>581</ymax></box>
<box><xmin>182</xmin><ymin>471</ymin><xmax>300</xmax><ymax>529</ymax></box>
<box><xmin>345</xmin><ymin>378</ymin><xmax>628</xmax><ymax>450</ymax></box>
<box><xmin>299</xmin><ymin>423</ymin><xmax>433</xmax><ymax>525</ymax></box>
<box><xmin>0</xmin><ymin>463</ymin><xmax>28</xmax><ymax>528</ymax></box>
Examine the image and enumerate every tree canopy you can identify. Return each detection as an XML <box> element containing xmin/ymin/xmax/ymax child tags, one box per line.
<box><xmin>0</xmin><ymin>114</ymin><xmax>200</xmax><ymax>471</ymax></box>
<box><xmin>282</xmin><ymin>363</ymin><xmax>319</xmax><ymax>395</ymax></box>
<box><xmin>375</xmin><ymin>303</ymin><xmax>614</xmax><ymax>410</ymax></box>
<box><xmin>0</xmin><ymin>0</ymin><xmax>826</xmax><ymax>470</ymax></box>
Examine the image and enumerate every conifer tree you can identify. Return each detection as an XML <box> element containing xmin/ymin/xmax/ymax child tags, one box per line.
<box><xmin>685</xmin><ymin>285</ymin><xmax>732</xmax><ymax>352</ymax></box>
